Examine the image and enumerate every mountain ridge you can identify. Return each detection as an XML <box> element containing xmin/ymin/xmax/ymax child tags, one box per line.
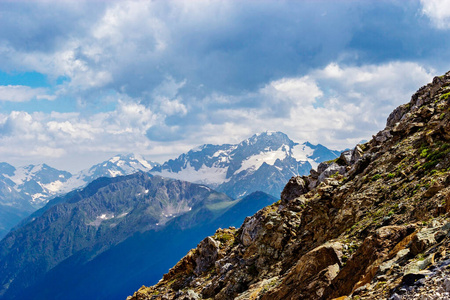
<box><xmin>0</xmin><ymin>171</ymin><xmax>276</xmax><ymax>300</ymax></box>
<box><xmin>129</xmin><ymin>72</ymin><xmax>450</xmax><ymax>299</ymax></box>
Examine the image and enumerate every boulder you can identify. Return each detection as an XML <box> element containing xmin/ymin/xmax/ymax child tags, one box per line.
<box><xmin>350</xmin><ymin>145</ymin><xmax>363</xmax><ymax>164</ymax></box>
<box><xmin>280</xmin><ymin>176</ymin><xmax>308</xmax><ymax>204</ymax></box>
<box><xmin>318</xmin><ymin>163</ymin><xmax>347</xmax><ymax>183</ymax></box>
<box><xmin>338</xmin><ymin>150</ymin><xmax>353</xmax><ymax>166</ymax></box>
<box><xmin>194</xmin><ymin>237</ymin><xmax>220</xmax><ymax>275</ymax></box>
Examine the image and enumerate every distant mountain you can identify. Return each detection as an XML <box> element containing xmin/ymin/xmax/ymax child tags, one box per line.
<box><xmin>0</xmin><ymin>172</ymin><xmax>35</xmax><ymax>239</ymax></box>
<box><xmin>0</xmin><ymin>133</ymin><xmax>339</xmax><ymax>239</ymax></box>
<box><xmin>0</xmin><ymin>172</ymin><xmax>275</xmax><ymax>300</ymax></box>
<box><xmin>60</xmin><ymin>153</ymin><xmax>159</xmax><ymax>195</ymax></box>
<box><xmin>0</xmin><ymin>154</ymin><xmax>159</xmax><ymax>239</ymax></box>
<box><xmin>151</xmin><ymin>131</ymin><xmax>340</xmax><ymax>198</ymax></box>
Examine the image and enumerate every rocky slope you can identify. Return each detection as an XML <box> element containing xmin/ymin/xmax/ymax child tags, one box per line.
<box><xmin>129</xmin><ymin>73</ymin><xmax>450</xmax><ymax>300</ymax></box>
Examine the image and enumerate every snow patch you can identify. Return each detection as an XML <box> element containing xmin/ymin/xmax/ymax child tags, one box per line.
<box><xmin>43</xmin><ymin>180</ymin><xmax>65</xmax><ymax>193</ymax></box>
<box><xmin>200</xmin><ymin>185</ymin><xmax>211</xmax><ymax>191</ymax></box>
<box><xmin>109</xmin><ymin>156</ymin><xmax>121</xmax><ymax>163</ymax></box>
<box><xmin>292</xmin><ymin>143</ymin><xmax>318</xmax><ymax>169</ymax></box>
<box><xmin>108</xmin><ymin>169</ymin><xmax>122</xmax><ymax>177</ymax></box>
<box><xmin>31</xmin><ymin>193</ymin><xmax>45</xmax><ymax>203</ymax></box>
<box><xmin>235</xmin><ymin>146</ymin><xmax>288</xmax><ymax>174</ymax></box>
<box><xmin>154</xmin><ymin>162</ymin><xmax>228</xmax><ymax>185</ymax></box>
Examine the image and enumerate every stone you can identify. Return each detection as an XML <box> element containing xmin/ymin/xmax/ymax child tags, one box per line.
<box><xmin>410</xmin><ymin>228</ymin><xmax>438</xmax><ymax>256</ymax></box>
<box><xmin>339</xmin><ymin>150</ymin><xmax>353</xmax><ymax>166</ymax></box>
<box><xmin>350</xmin><ymin>145</ymin><xmax>363</xmax><ymax>164</ymax></box>
<box><xmin>194</xmin><ymin>237</ymin><xmax>220</xmax><ymax>275</ymax></box>
<box><xmin>387</xmin><ymin>103</ymin><xmax>409</xmax><ymax>128</ymax></box>
<box><xmin>318</xmin><ymin>162</ymin><xmax>331</xmax><ymax>173</ymax></box>
<box><xmin>444</xmin><ymin>278</ymin><xmax>450</xmax><ymax>293</ymax></box>
<box><xmin>280</xmin><ymin>176</ymin><xmax>308</xmax><ymax>203</ymax></box>
<box><xmin>318</xmin><ymin>163</ymin><xmax>347</xmax><ymax>183</ymax></box>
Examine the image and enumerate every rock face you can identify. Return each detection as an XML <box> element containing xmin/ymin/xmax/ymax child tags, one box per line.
<box><xmin>129</xmin><ymin>72</ymin><xmax>450</xmax><ymax>300</ymax></box>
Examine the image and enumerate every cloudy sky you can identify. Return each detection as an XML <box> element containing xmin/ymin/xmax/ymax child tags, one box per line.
<box><xmin>0</xmin><ymin>0</ymin><xmax>449</xmax><ymax>172</ymax></box>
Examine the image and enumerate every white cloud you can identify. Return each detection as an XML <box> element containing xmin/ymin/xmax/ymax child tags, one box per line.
<box><xmin>420</xmin><ymin>0</ymin><xmax>450</xmax><ymax>29</ymax></box>
<box><xmin>0</xmin><ymin>61</ymin><xmax>436</xmax><ymax>171</ymax></box>
<box><xmin>261</xmin><ymin>76</ymin><xmax>322</xmax><ymax>105</ymax></box>
<box><xmin>0</xmin><ymin>100</ymin><xmax>158</xmax><ymax>171</ymax></box>
<box><xmin>188</xmin><ymin>61</ymin><xmax>434</xmax><ymax>150</ymax></box>
<box><xmin>0</xmin><ymin>85</ymin><xmax>54</xmax><ymax>102</ymax></box>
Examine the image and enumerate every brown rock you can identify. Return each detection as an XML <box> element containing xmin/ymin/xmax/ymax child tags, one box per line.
<box><xmin>280</xmin><ymin>176</ymin><xmax>308</xmax><ymax>204</ymax></box>
<box><xmin>194</xmin><ymin>237</ymin><xmax>220</xmax><ymax>275</ymax></box>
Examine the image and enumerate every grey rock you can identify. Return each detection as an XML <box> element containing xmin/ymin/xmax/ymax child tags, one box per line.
<box><xmin>339</xmin><ymin>150</ymin><xmax>353</xmax><ymax>166</ymax></box>
<box><xmin>387</xmin><ymin>104</ymin><xmax>409</xmax><ymax>128</ymax></box>
<box><xmin>410</xmin><ymin>227</ymin><xmax>439</xmax><ymax>256</ymax></box>
<box><xmin>350</xmin><ymin>145</ymin><xmax>363</xmax><ymax>164</ymax></box>
<box><xmin>194</xmin><ymin>237</ymin><xmax>220</xmax><ymax>275</ymax></box>
<box><xmin>444</xmin><ymin>278</ymin><xmax>450</xmax><ymax>293</ymax></box>
<box><xmin>280</xmin><ymin>176</ymin><xmax>308</xmax><ymax>204</ymax></box>
<box><xmin>318</xmin><ymin>162</ymin><xmax>331</xmax><ymax>173</ymax></box>
<box><xmin>318</xmin><ymin>163</ymin><xmax>347</xmax><ymax>183</ymax></box>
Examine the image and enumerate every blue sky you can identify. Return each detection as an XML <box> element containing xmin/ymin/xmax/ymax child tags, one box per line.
<box><xmin>0</xmin><ymin>0</ymin><xmax>449</xmax><ymax>172</ymax></box>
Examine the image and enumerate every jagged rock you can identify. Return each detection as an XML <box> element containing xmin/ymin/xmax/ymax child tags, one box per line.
<box><xmin>324</xmin><ymin>226</ymin><xmax>413</xmax><ymax>299</ymax></box>
<box><xmin>280</xmin><ymin>176</ymin><xmax>308</xmax><ymax>203</ymax></box>
<box><xmin>373</xmin><ymin>129</ymin><xmax>393</xmax><ymax>143</ymax></box>
<box><xmin>263</xmin><ymin>242</ymin><xmax>343</xmax><ymax>299</ymax></box>
<box><xmin>350</xmin><ymin>145</ymin><xmax>363</xmax><ymax>164</ymax></box>
<box><xmin>310</xmin><ymin>168</ymin><xmax>320</xmax><ymax>179</ymax></box>
<box><xmin>194</xmin><ymin>237</ymin><xmax>220</xmax><ymax>275</ymax></box>
<box><xmin>318</xmin><ymin>162</ymin><xmax>331</xmax><ymax>173</ymax></box>
<box><xmin>387</xmin><ymin>104</ymin><xmax>409</xmax><ymax>128</ymax></box>
<box><xmin>339</xmin><ymin>150</ymin><xmax>353</xmax><ymax>166</ymax></box>
<box><xmin>241</xmin><ymin>215</ymin><xmax>262</xmax><ymax>247</ymax></box>
<box><xmin>410</xmin><ymin>227</ymin><xmax>439</xmax><ymax>256</ymax></box>
<box><xmin>318</xmin><ymin>163</ymin><xmax>347</xmax><ymax>183</ymax></box>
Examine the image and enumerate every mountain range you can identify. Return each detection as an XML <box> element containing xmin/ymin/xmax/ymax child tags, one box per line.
<box><xmin>0</xmin><ymin>172</ymin><xmax>276</xmax><ymax>300</ymax></box>
<box><xmin>152</xmin><ymin>131</ymin><xmax>340</xmax><ymax>198</ymax></box>
<box><xmin>0</xmin><ymin>132</ymin><xmax>339</xmax><ymax>239</ymax></box>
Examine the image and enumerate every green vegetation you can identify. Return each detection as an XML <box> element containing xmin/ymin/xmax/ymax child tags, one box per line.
<box><xmin>371</xmin><ymin>174</ymin><xmax>382</xmax><ymax>181</ymax></box>
<box><xmin>214</xmin><ymin>231</ymin><xmax>234</xmax><ymax>243</ymax></box>
<box><xmin>440</xmin><ymin>91</ymin><xmax>450</xmax><ymax>101</ymax></box>
<box><xmin>416</xmin><ymin>143</ymin><xmax>450</xmax><ymax>171</ymax></box>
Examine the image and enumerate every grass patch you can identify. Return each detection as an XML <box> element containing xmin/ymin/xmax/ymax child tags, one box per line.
<box><xmin>440</xmin><ymin>92</ymin><xmax>450</xmax><ymax>101</ymax></box>
<box><xmin>371</xmin><ymin>174</ymin><xmax>382</xmax><ymax>181</ymax></box>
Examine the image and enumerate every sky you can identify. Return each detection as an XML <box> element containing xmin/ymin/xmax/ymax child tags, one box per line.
<box><xmin>1</xmin><ymin>0</ymin><xmax>450</xmax><ymax>172</ymax></box>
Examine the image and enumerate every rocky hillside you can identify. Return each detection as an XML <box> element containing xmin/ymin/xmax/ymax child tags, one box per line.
<box><xmin>129</xmin><ymin>73</ymin><xmax>450</xmax><ymax>300</ymax></box>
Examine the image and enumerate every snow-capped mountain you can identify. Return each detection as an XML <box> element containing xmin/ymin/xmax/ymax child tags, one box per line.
<box><xmin>0</xmin><ymin>154</ymin><xmax>159</xmax><ymax>207</ymax></box>
<box><xmin>151</xmin><ymin>131</ymin><xmax>341</xmax><ymax>198</ymax></box>
<box><xmin>0</xmin><ymin>163</ymin><xmax>72</xmax><ymax>205</ymax></box>
<box><xmin>61</xmin><ymin>153</ymin><xmax>159</xmax><ymax>195</ymax></box>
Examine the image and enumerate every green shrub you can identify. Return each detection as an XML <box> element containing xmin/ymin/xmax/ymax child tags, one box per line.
<box><xmin>440</xmin><ymin>92</ymin><xmax>450</xmax><ymax>101</ymax></box>
<box><xmin>371</xmin><ymin>174</ymin><xmax>382</xmax><ymax>181</ymax></box>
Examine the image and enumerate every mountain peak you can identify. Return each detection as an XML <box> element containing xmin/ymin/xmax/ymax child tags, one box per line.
<box><xmin>152</xmin><ymin>131</ymin><xmax>340</xmax><ymax>198</ymax></box>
